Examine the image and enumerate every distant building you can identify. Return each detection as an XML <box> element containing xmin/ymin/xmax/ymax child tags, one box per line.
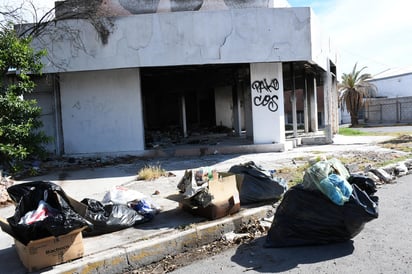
<box><xmin>369</xmin><ymin>67</ymin><xmax>412</xmax><ymax>98</ymax></box>
<box><xmin>364</xmin><ymin>68</ymin><xmax>412</xmax><ymax>124</ymax></box>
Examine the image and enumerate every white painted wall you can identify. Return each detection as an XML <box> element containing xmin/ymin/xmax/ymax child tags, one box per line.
<box><xmin>250</xmin><ymin>62</ymin><xmax>285</xmax><ymax>144</ymax></box>
<box><xmin>369</xmin><ymin>73</ymin><xmax>412</xmax><ymax>98</ymax></box>
<box><xmin>59</xmin><ymin>68</ymin><xmax>145</xmax><ymax>155</ymax></box>
<box><xmin>32</xmin><ymin>8</ymin><xmax>321</xmax><ymax>73</ymax></box>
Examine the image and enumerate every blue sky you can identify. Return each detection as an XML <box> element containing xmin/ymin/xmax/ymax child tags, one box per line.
<box><xmin>287</xmin><ymin>0</ymin><xmax>412</xmax><ymax>78</ymax></box>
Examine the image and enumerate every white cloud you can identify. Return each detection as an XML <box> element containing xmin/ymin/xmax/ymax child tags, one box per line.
<box><xmin>314</xmin><ymin>0</ymin><xmax>412</xmax><ymax>77</ymax></box>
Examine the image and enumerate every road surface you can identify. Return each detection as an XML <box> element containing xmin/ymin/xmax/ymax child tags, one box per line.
<box><xmin>170</xmin><ymin>173</ymin><xmax>412</xmax><ymax>274</ymax></box>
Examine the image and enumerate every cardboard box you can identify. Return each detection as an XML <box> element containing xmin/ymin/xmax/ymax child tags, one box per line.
<box><xmin>179</xmin><ymin>173</ymin><xmax>240</xmax><ymax>220</ymax></box>
<box><xmin>0</xmin><ymin>218</ymin><xmax>86</xmax><ymax>272</ymax></box>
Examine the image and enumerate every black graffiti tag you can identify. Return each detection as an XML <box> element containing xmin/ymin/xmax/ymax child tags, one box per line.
<box><xmin>254</xmin><ymin>94</ymin><xmax>279</xmax><ymax>112</ymax></box>
<box><xmin>252</xmin><ymin>78</ymin><xmax>279</xmax><ymax>112</ymax></box>
<box><xmin>251</xmin><ymin>78</ymin><xmax>279</xmax><ymax>93</ymax></box>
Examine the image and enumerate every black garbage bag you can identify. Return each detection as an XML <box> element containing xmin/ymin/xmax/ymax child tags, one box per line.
<box><xmin>6</xmin><ymin>181</ymin><xmax>91</xmax><ymax>245</ymax></box>
<box><xmin>81</xmin><ymin>198</ymin><xmax>147</xmax><ymax>237</ymax></box>
<box><xmin>347</xmin><ymin>174</ymin><xmax>377</xmax><ymax>196</ymax></box>
<box><xmin>228</xmin><ymin>161</ymin><xmax>287</xmax><ymax>205</ymax></box>
<box><xmin>265</xmin><ymin>184</ymin><xmax>379</xmax><ymax>248</ymax></box>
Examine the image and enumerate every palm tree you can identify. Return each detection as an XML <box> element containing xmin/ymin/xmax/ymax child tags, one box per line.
<box><xmin>338</xmin><ymin>63</ymin><xmax>377</xmax><ymax>126</ymax></box>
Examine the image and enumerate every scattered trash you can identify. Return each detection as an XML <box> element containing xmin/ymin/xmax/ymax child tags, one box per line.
<box><xmin>18</xmin><ymin>200</ymin><xmax>60</xmax><ymax>225</ymax></box>
<box><xmin>81</xmin><ymin>198</ymin><xmax>147</xmax><ymax>237</ymax></box>
<box><xmin>222</xmin><ymin>231</ymin><xmax>249</xmax><ymax>242</ymax></box>
<box><xmin>102</xmin><ymin>185</ymin><xmax>161</xmax><ymax>221</ymax></box>
<box><xmin>128</xmin><ymin>199</ymin><xmax>158</xmax><ymax>220</ymax></box>
<box><xmin>369</xmin><ymin>168</ymin><xmax>395</xmax><ymax>184</ymax></box>
<box><xmin>302</xmin><ymin>158</ymin><xmax>353</xmax><ymax>205</ymax></box>
<box><xmin>265</xmin><ymin>183</ymin><xmax>379</xmax><ymax>247</ymax></box>
<box><xmin>0</xmin><ymin>174</ymin><xmax>13</xmax><ymax>205</ymax></box>
<box><xmin>265</xmin><ymin>158</ymin><xmax>379</xmax><ymax>247</ymax></box>
<box><xmin>102</xmin><ymin>185</ymin><xmax>147</xmax><ymax>205</ymax></box>
<box><xmin>177</xmin><ymin>170</ymin><xmax>192</xmax><ymax>193</ymax></box>
<box><xmin>6</xmin><ymin>181</ymin><xmax>90</xmax><ymax>245</ymax></box>
<box><xmin>347</xmin><ymin>174</ymin><xmax>377</xmax><ymax>196</ymax></box>
<box><xmin>177</xmin><ymin>169</ymin><xmax>211</xmax><ymax>207</ymax></box>
<box><xmin>394</xmin><ymin>163</ymin><xmax>408</xmax><ymax>176</ymax></box>
<box><xmin>176</xmin><ymin>173</ymin><xmax>240</xmax><ymax>220</ymax></box>
<box><xmin>228</xmin><ymin>161</ymin><xmax>287</xmax><ymax>205</ymax></box>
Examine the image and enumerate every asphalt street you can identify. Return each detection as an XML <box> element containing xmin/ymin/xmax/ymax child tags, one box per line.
<box><xmin>171</xmin><ymin>173</ymin><xmax>412</xmax><ymax>274</ymax></box>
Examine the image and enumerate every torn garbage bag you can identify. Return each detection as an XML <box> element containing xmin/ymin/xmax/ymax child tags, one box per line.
<box><xmin>6</xmin><ymin>181</ymin><xmax>90</xmax><ymax>245</ymax></box>
<box><xmin>81</xmin><ymin>198</ymin><xmax>147</xmax><ymax>236</ymax></box>
<box><xmin>228</xmin><ymin>161</ymin><xmax>287</xmax><ymax>204</ymax></box>
<box><xmin>265</xmin><ymin>184</ymin><xmax>379</xmax><ymax>248</ymax></box>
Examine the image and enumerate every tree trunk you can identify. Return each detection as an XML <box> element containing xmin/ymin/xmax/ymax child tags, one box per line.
<box><xmin>350</xmin><ymin>113</ymin><xmax>359</xmax><ymax>127</ymax></box>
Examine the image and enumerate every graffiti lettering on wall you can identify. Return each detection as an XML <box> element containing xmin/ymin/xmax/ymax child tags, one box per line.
<box><xmin>252</xmin><ymin>78</ymin><xmax>279</xmax><ymax>112</ymax></box>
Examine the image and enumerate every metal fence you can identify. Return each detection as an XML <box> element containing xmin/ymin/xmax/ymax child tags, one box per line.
<box><xmin>365</xmin><ymin>96</ymin><xmax>412</xmax><ymax>123</ymax></box>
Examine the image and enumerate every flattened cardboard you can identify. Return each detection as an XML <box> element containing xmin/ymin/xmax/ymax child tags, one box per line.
<box><xmin>179</xmin><ymin>174</ymin><xmax>240</xmax><ymax>220</ymax></box>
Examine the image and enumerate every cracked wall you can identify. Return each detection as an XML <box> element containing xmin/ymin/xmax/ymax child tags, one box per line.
<box><xmin>36</xmin><ymin>7</ymin><xmax>315</xmax><ymax>73</ymax></box>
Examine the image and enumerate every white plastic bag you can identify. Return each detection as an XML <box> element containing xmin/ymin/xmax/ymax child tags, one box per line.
<box><xmin>102</xmin><ymin>186</ymin><xmax>147</xmax><ymax>205</ymax></box>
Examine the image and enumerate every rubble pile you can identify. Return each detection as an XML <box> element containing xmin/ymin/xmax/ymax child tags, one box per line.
<box><xmin>0</xmin><ymin>173</ymin><xmax>13</xmax><ymax>206</ymax></box>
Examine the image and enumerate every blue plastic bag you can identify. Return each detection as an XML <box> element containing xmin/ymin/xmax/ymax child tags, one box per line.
<box><xmin>318</xmin><ymin>174</ymin><xmax>353</xmax><ymax>205</ymax></box>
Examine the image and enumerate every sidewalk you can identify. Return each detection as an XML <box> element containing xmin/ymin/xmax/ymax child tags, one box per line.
<box><xmin>0</xmin><ymin>133</ymin><xmax>395</xmax><ymax>274</ymax></box>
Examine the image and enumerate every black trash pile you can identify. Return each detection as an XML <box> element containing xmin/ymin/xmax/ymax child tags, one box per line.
<box><xmin>177</xmin><ymin>162</ymin><xmax>288</xmax><ymax>207</ymax></box>
<box><xmin>5</xmin><ymin>181</ymin><xmax>160</xmax><ymax>243</ymax></box>
<box><xmin>177</xmin><ymin>168</ymin><xmax>216</xmax><ymax>207</ymax></box>
<box><xmin>265</xmin><ymin>158</ymin><xmax>379</xmax><ymax>247</ymax></box>
<box><xmin>228</xmin><ymin>161</ymin><xmax>287</xmax><ymax>205</ymax></box>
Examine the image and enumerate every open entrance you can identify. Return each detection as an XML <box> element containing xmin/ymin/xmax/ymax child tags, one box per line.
<box><xmin>140</xmin><ymin>64</ymin><xmax>250</xmax><ymax>148</ymax></box>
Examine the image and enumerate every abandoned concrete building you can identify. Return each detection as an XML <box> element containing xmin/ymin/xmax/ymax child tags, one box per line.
<box><xmin>21</xmin><ymin>0</ymin><xmax>339</xmax><ymax>157</ymax></box>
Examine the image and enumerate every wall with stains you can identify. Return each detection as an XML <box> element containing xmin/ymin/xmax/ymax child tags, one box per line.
<box><xmin>59</xmin><ymin>68</ymin><xmax>145</xmax><ymax>155</ymax></box>
<box><xmin>55</xmin><ymin>0</ymin><xmax>291</xmax><ymax>17</ymax></box>
<box><xmin>35</xmin><ymin>7</ymin><xmax>319</xmax><ymax>73</ymax></box>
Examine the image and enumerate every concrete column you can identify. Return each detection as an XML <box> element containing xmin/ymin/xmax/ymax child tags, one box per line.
<box><xmin>323</xmin><ymin>60</ymin><xmax>333</xmax><ymax>143</ymax></box>
<box><xmin>244</xmin><ymin>81</ymin><xmax>254</xmax><ymax>139</ymax></box>
<box><xmin>303</xmin><ymin>76</ymin><xmax>309</xmax><ymax>133</ymax></box>
<box><xmin>331</xmin><ymin>69</ymin><xmax>339</xmax><ymax>133</ymax></box>
<box><xmin>250</xmin><ymin>62</ymin><xmax>285</xmax><ymax>144</ymax></box>
<box><xmin>309</xmin><ymin>75</ymin><xmax>318</xmax><ymax>132</ymax></box>
<box><xmin>291</xmin><ymin>63</ymin><xmax>298</xmax><ymax>138</ymax></box>
<box><xmin>181</xmin><ymin>95</ymin><xmax>188</xmax><ymax>138</ymax></box>
<box><xmin>232</xmin><ymin>82</ymin><xmax>242</xmax><ymax>136</ymax></box>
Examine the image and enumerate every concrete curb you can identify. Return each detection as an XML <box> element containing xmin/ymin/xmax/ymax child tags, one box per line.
<box><xmin>42</xmin><ymin>205</ymin><xmax>274</xmax><ymax>274</ymax></box>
